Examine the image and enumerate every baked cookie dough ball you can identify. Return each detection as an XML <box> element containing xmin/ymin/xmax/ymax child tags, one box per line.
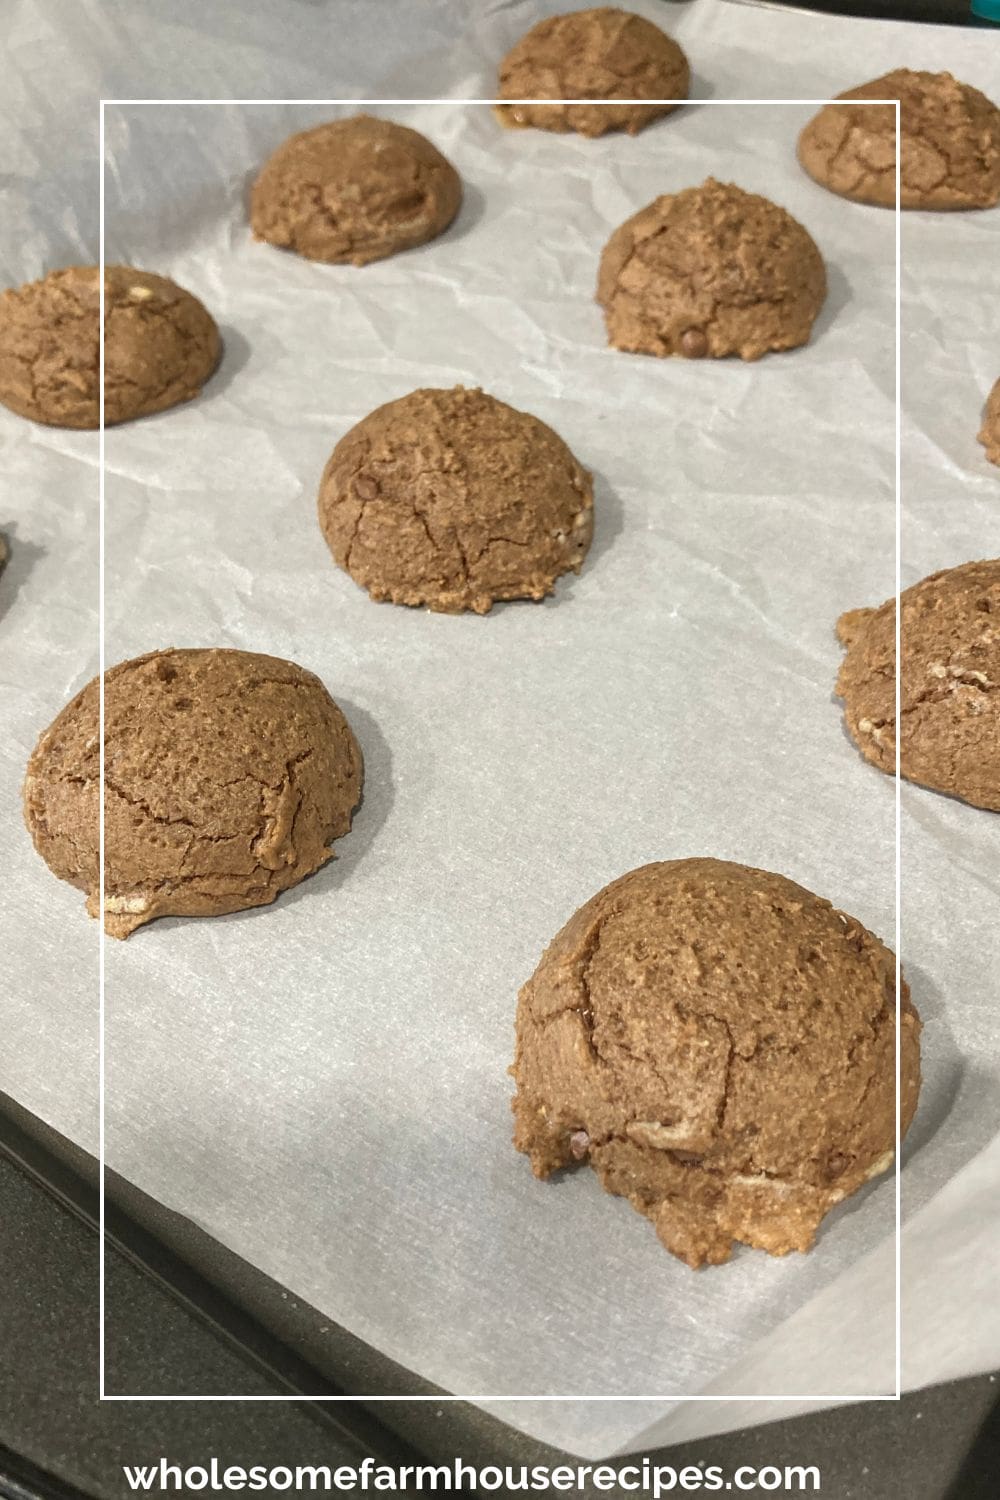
<box><xmin>512</xmin><ymin>858</ymin><xmax>920</xmax><ymax>1268</ymax></box>
<box><xmin>250</xmin><ymin>114</ymin><xmax>462</xmax><ymax>266</ymax></box>
<box><xmin>23</xmin><ymin>649</ymin><xmax>362</xmax><ymax>938</ymax></box>
<box><xmin>837</xmin><ymin>560</ymin><xmax>1000</xmax><ymax>812</ymax></box>
<box><xmin>597</xmin><ymin>178</ymin><xmax>827</xmax><ymax>361</ymax></box>
<box><xmin>798</xmin><ymin>70</ymin><xmax>1000</xmax><ymax>211</ymax></box>
<box><xmin>495</xmin><ymin>7</ymin><xmax>689</xmax><ymax>139</ymax></box>
<box><xmin>0</xmin><ymin>266</ymin><xmax>220</xmax><ymax>428</ymax></box>
<box><xmin>318</xmin><ymin>386</ymin><xmax>593</xmax><ymax>614</ymax></box>
<box><xmin>980</xmin><ymin>378</ymin><xmax>1000</xmax><ymax>468</ymax></box>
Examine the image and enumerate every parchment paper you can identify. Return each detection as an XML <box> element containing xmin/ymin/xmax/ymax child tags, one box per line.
<box><xmin>0</xmin><ymin>0</ymin><xmax>998</xmax><ymax>1461</ymax></box>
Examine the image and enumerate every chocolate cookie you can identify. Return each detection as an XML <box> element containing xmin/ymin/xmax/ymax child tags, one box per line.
<box><xmin>798</xmin><ymin>70</ymin><xmax>1000</xmax><ymax>211</ymax></box>
<box><xmin>23</xmin><ymin>649</ymin><xmax>362</xmax><ymax>938</ymax></box>
<box><xmin>837</xmin><ymin>560</ymin><xmax>1000</xmax><ymax>811</ymax></box>
<box><xmin>0</xmin><ymin>266</ymin><xmax>220</xmax><ymax>428</ymax></box>
<box><xmin>980</xmin><ymin>378</ymin><xmax>1000</xmax><ymax>468</ymax></box>
<box><xmin>251</xmin><ymin>114</ymin><xmax>462</xmax><ymax>266</ymax></box>
<box><xmin>495</xmin><ymin>7</ymin><xmax>689</xmax><ymax>139</ymax></box>
<box><xmin>317</xmin><ymin>386</ymin><xmax>593</xmax><ymax>614</ymax></box>
<box><xmin>512</xmin><ymin>858</ymin><xmax>920</xmax><ymax>1269</ymax></box>
<box><xmin>597</xmin><ymin>178</ymin><xmax>827</xmax><ymax>361</ymax></box>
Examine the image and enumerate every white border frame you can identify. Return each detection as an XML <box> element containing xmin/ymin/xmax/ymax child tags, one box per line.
<box><xmin>97</xmin><ymin>95</ymin><xmax>902</xmax><ymax>1407</ymax></box>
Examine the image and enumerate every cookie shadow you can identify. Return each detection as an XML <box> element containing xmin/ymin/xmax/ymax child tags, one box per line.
<box><xmin>584</xmin><ymin>464</ymin><xmax>624</xmax><ymax>568</ymax></box>
<box><xmin>538</xmin><ymin>464</ymin><xmax>624</xmax><ymax>609</ymax></box>
<box><xmin>0</xmin><ymin>522</ymin><xmax>46</xmax><ymax>617</ymax></box>
<box><xmin>439</xmin><ymin>180</ymin><xmax>487</xmax><ymax>246</ymax></box>
<box><xmin>814</xmin><ymin>961</ymin><xmax>973</xmax><ymax>1247</ymax></box>
<box><xmin>683</xmin><ymin>73</ymin><xmax>715</xmax><ymax>107</ymax></box>
<box><xmin>201</xmin><ymin>325</ymin><xmax>253</xmax><ymax>402</ymax></box>
<box><xmin>899</xmin><ymin>962</ymin><xmax>977</xmax><ymax>1170</ymax></box>
<box><xmin>811</xmin><ymin>261</ymin><xmax>851</xmax><ymax>344</ymax></box>
<box><xmin>239</xmin><ymin>164</ymin><xmax>259</xmax><ymax>224</ymax></box>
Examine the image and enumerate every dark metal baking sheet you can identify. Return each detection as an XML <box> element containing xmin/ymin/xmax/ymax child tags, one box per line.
<box><xmin>3</xmin><ymin>1092</ymin><xmax>1000</xmax><ymax>1499</ymax></box>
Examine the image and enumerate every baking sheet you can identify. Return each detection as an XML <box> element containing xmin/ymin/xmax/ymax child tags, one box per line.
<box><xmin>0</xmin><ymin>0</ymin><xmax>997</xmax><ymax>1461</ymax></box>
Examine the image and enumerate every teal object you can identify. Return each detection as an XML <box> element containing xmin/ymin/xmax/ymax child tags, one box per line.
<box><xmin>971</xmin><ymin>0</ymin><xmax>1000</xmax><ymax>19</ymax></box>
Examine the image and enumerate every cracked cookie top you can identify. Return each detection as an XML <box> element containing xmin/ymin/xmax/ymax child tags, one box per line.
<box><xmin>797</xmin><ymin>69</ymin><xmax>1000</xmax><ymax>211</ymax></box>
<box><xmin>980</xmin><ymin>378</ymin><xmax>1000</xmax><ymax>469</ymax></box>
<box><xmin>250</xmin><ymin>114</ymin><xmax>462</xmax><ymax>266</ymax></box>
<box><xmin>836</xmin><ymin>559</ymin><xmax>1000</xmax><ymax>812</ymax></box>
<box><xmin>495</xmin><ymin>7</ymin><xmax>689</xmax><ymax>139</ymax></box>
<box><xmin>317</xmin><ymin>385</ymin><xmax>594</xmax><ymax>614</ymax></box>
<box><xmin>23</xmin><ymin>648</ymin><xmax>363</xmax><ymax>938</ymax></box>
<box><xmin>512</xmin><ymin>858</ymin><xmax>920</xmax><ymax>1268</ymax></box>
<box><xmin>596</xmin><ymin>177</ymin><xmax>827</xmax><ymax>362</ymax></box>
<box><xmin>0</xmin><ymin>265</ymin><xmax>220</xmax><ymax>428</ymax></box>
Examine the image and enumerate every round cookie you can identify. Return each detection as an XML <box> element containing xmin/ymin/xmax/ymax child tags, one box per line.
<box><xmin>317</xmin><ymin>385</ymin><xmax>594</xmax><ymax>614</ymax></box>
<box><xmin>23</xmin><ymin>648</ymin><xmax>362</xmax><ymax>938</ymax></box>
<box><xmin>495</xmin><ymin>7</ymin><xmax>689</xmax><ymax>139</ymax></box>
<box><xmin>836</xmin><ymin>560</ymin><xmax>1000</xmax><ymax>812</ymax></box>
<box><xmin>250</xmin><ymin>114</ymin><xmax>462</xmax><ymax>266</ymax></box>
<box><xmin>512</xmin><ymin>858</ymin><xmax>920</xmax><ymax>1269</ymax></box>
<box><xmin>0</xmin><ymin>266</ymin><xmax>220</xmax><ymax>428</ymax></box>
<box><xmin>797</xmin><ymin>70</ymin><xmax>1000</xmax><ymax>211</ymax></box>
<box><xmin>597</xmin><ymin>178</ymin><xmax>827</xmax><ymax>361</ymax></box>
<box><xmin>979</xmin><ymin>377</ymin><xmax>1000</xmax><ymax>468</ymax></box>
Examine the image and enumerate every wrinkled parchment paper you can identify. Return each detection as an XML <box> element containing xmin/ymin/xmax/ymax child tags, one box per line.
<box><xmin>1</xmin><ymin>0</ymin><xmax>998</xmax><ymax>1460</ymax></box>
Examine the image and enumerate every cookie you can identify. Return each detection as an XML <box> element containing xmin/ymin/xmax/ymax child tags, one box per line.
<box><xmin>250</xmin><ymin>114</ymin><xmax>462</xmax><ymax>266</ymax></box>
<box><xmin>495</xmin><ymin>7</ymin><xmax>689</xmax><ymax>139</ymax></box>
<box><xmin>837</xmin><ymin>560</ymin><xmax>1000</xmax><ymax>811</ymax></box>
<box><xmin>0</xmin><ymin>266</ymin><xmax>220</xmax><ymax>428</ymax></box>
<box><xmin>512</xmin><ymin>858</ymin><xmax>920</xmax><ymax>1268</ymax></box>
<box><xmin>597</xmin><ymin>178</ymin><xmax>827</xmax><ymax>361</ymax></box>
<box><xmin>23</xmin><ymin>648</ymin><xmax>362</xmax><ymax>938</ymax></box>
<box><xmin>317</xmin><ymin>385</ymin><xmax>593</xmax><ymax>614</ymax></box>
<box><xmin>979</xmin><ymin>378</ymin><xmax>1000</xmax><ymax>468</ymax></box>
<box><xmin>797</xmin><ymin>70</ymin><xmax>1000</xmax><ymax>211</ymax></box>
